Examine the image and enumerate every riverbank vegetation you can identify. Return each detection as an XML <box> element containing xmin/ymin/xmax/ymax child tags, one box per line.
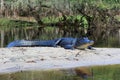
<box><xmin>0</xmin><ymin>0</ymin><xmax>120</xmax><ymax>47</ymax></box>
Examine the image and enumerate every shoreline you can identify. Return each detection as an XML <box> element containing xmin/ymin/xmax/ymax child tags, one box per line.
<box><xmin>0</xmin><ymin>47</ymin><xmax>120</xmax><ymax>74</ymax></box>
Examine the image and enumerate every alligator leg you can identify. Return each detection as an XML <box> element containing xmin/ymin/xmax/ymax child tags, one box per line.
<box><xmin>87</xmin><ymin>46</ymin><xmax>95</xmax><ymax>50</ymax></box>
<box><xmin>62</xmin><ymin>39</ymin><xmax>77</xmax><ymax>50</ymax></box>
<box><xmin>63</xmin><ymin>45</ymin><xmax>74</xmax><ymax>50</ymax></box>
<box><xmin>53</xmin><ymin>38</ymin><xmax>62</xmax><ymax>47</ymax></box>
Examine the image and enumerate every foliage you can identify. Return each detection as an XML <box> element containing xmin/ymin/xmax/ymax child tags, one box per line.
<box><xmin>0</xmin><ymin>18</ymin><xmax>37</xmax><ymax>30</ymax></box>
<box><xmin>0</xmin><ymin>0</ymin><xmax>120</xmax><ymax>47</ymax></box>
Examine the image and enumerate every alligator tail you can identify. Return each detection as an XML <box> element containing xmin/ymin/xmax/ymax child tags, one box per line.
<box><xmin>7</xmin><ymin>40</ymin><xmax>57</xmax><ymax>48</ymax></box>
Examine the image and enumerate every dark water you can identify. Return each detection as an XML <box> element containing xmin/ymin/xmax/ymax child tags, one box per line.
<box><xmin>0</xmin><ymin>27</ymin><xmax>120</xmax><ymax>48</ymax></box>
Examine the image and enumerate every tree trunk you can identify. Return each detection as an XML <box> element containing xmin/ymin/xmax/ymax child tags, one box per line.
<box><xmin>1</xmin><ymin>30</ymin><xmax>4</xmax><ymax>47</ymax></box>
<box><xmin>0</xmin><ymin>0</ymin><xmax>5</xmax><ymax>17</ymax></box>
<box><xmin>118</xmin><ymin>29</ymin><xmax>120</xmax><ymax>45</ymax></box>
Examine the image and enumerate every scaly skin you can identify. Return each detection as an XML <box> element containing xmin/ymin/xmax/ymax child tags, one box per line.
<box><xmin>7</xmin><ymin>37</ymin><xmax>94</xmax><ymax>50</ymax></box>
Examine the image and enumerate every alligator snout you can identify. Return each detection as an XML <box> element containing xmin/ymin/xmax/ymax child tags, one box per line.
<box><xmin>76</xmin><ymin>39</ymin><xmax>94</xmax><ymax>50</ymax></box>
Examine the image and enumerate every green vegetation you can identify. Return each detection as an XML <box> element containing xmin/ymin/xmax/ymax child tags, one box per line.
<box><xmin>84</xmin><ymin>0</ymin><xmax>120</xmax><ymax>9</ymax></box>
<box><xmin>0</xmin><ymin>18</ymin><xmax>37</xmax><ymax>30</ymax></box>
<box><xmin>0</xmin><ymin>65</ymin><xmax>120</xmax><ymax>80</ymax></box>
<box><xmin>89</xmin><ymin>65</ymin><xmax>120</xmax><ymax>80</ymax></box>
<box><xmin>0</xmin><ymin>0</ymin><xmax>120</xmax><ymax>47</ymax></box>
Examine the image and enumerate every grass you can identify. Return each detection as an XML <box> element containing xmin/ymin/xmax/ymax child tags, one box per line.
<box><xmin>0</xmin><ymin>65</ymin><xmax>120</xmax><ymax>80</ymax></box>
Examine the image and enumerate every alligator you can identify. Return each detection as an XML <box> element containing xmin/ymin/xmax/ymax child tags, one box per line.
<box><xmin>7</xmin><ymin>37</ymin><xmax>94</xmax><ymax>50</ymax></box>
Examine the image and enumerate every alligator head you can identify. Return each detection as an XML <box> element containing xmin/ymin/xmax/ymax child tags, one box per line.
<box><xmin>75</xmin><ymin>37</ymin><xmax>94</xmax><ymax>49</ymax></box>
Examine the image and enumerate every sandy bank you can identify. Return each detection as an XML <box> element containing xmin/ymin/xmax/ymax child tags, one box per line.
<box><xmin>0</xmin><ymin>47</ymin><xmax>120</xmax><ymax>73</ymax></box>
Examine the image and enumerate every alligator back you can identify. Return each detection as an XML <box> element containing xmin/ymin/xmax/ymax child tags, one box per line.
<box><xmin>7</xmin><ymin>37</ymin><xmax>94</xmax><ymax>50</ymax></box>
